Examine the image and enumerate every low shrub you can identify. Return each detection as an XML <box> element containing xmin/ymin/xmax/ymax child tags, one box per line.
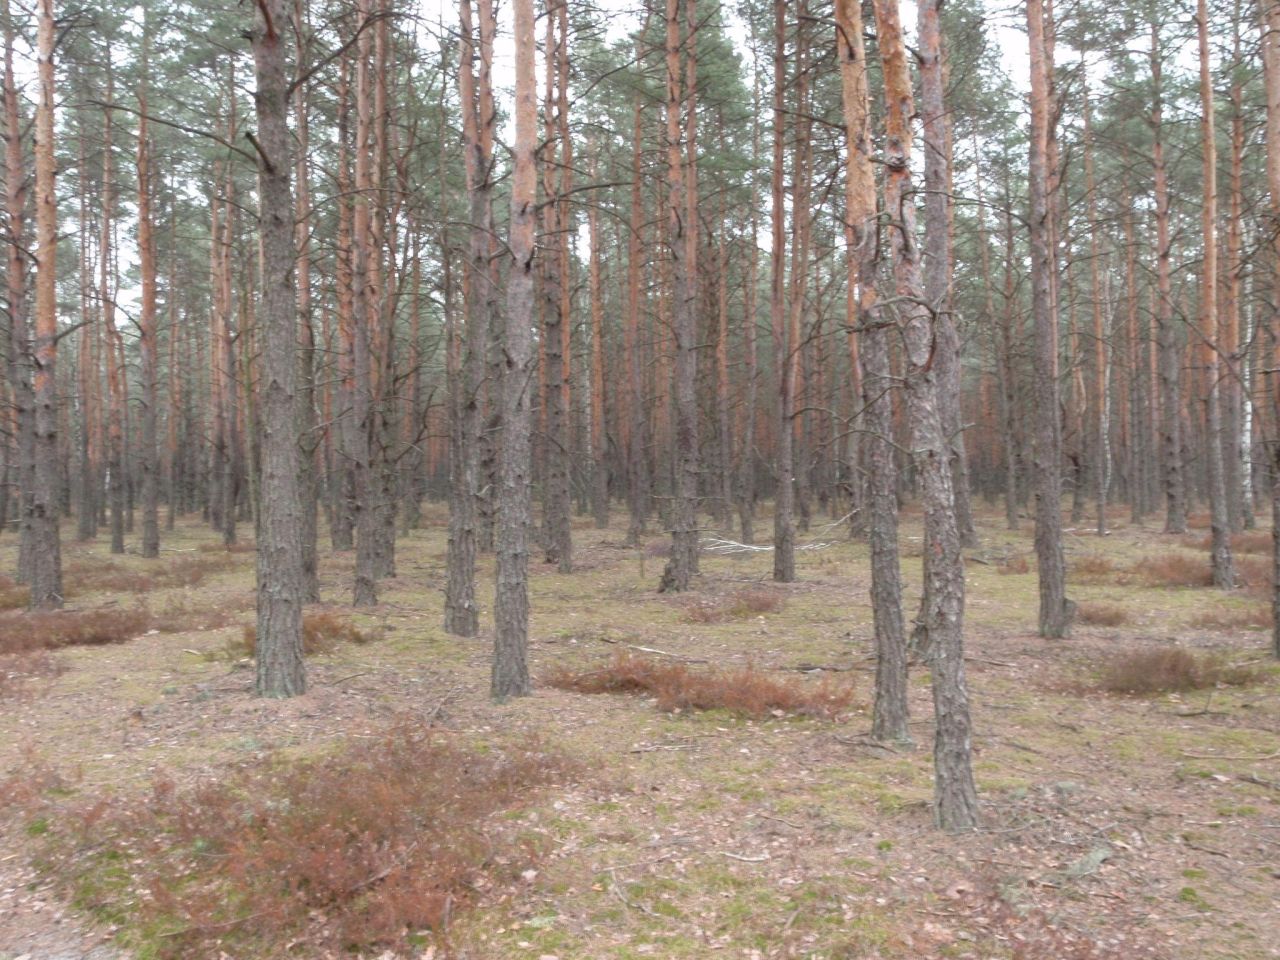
<box><xmin>62</xmin><ymin>552</ymin><xmax>241</xmax><ymax>596</ymax></box>
<box><xmin>32</xmin><ymin>723</ymin><xmax>571</xmax><ymax>959</ymax></box>
<box><xmin>1069</xmin><ymin>554</ymin><xmax>1116</xmax><ymax>583</ymax></box>
<box><xmin>1183</xmin><ymin>530</ymin><xmax>1273</xmax><ymax>555</ymax></box>
<box><xmin>546</xmin><ymin>652</ymin><xmax>855</xmax><ymax>720</ymax></box>
<box><xmin>1098</xmin><ymin>648</ymin><xmax>1265</xmax><ymax>694</ymax></box>
<box><xmin>0</xmin><ymin>574</ymin><xmax>27</xmax><ymax>610</ymax></box>
<box><xmin>681</xmin><ymin>587</ymin><xmax>785</xmax><ymax>623</ymax></box>
<box><xmin>238</xmin><ymin>611</ymin><xmax>377</xmax><ymax>659</ymax></box>
<box><xmin>1076</xmin><ymin>602</ymin><xmax>1129</xmax><ymax>627</ymax></box>
<box><xmin>0</xmin><ymin>609</ymin><xmax>151</xmax><ymax>655</ymax></box>
<box><xmin>996</xmin><ymin>555</ymin><xmax>1031</xmax><ymax>575</ymax></box>
<box><xmin>1190</xmin><ymin>604</ymin><xmax>1270</xmax><ymax>631</ymax></box>
<box><xmin>1132</xmin><ymin>554</ymin><xmax>1213</xmax><ymax>588</ymax></box>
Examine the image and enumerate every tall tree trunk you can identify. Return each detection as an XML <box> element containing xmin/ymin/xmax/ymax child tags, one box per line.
<box><xmin>1198</xmin><ymin>0</ymin><xmax>1235</xmax><ymax>588</ymax></box>
<box><xmin>1028</xmin><ymin>0</ymin><xmax>1074</xmax><ymax>638</ymax></box>
<box><xmin>836</xmin><ymin>0</ymin><xmax>908</xmax><ymax>744</ymax></box>
<box><xmin>539</xmin><ymin>0</ymin><xmax>572</xmax><ymax>572</ymax></box>
<box><xmin>770</xmin><ymin>0</ymin><xmax>796</xmax><ymax>583</ymax></box>
<box><xmin>871</xmin><ymin>0</ymin><xmax>978</xmax><ymax>831</ymax></box>
<box><xmin>3</xmin><ymin>0</ymin><xmax>33</xmax><ymax>583</ymax></box>
<box><xmin>350</xmin><ymin>0</ymin><xmax>378</xmax><ymax>605</ymax></box>
<box><xmin>251</xmin><ymin>0</ymin><xmax>306</xmax><ymax>696</ymax></box>
<box><xmin>28</xmin><ymin>0</ymin><xmax>61</xmax><ymax>609</ymax></box>
<box><xmin>492</xmin><ymin>0</ymin><xmax>536</xmax><ymax>699</ymax></box>
<box><xmin>293</xmin><ymin>0</ymin><xmax>320</xmax><ymax>602</ymax></box>
<box><xmin>1152</xmin><ymin>19</ymin><xmax>1187</xmax><ymax>534</ymax></box>
<box><xmin>1264</xmin><ymin>0</ymin><xmax>1280</xmax><ymax>658</ymax></box>
<box><xmin>1082</xmin><ymin>78</ymin><xmax>1108</xmax><ymax>537</ymax></box>
<box><xmin>137</xmin><ymin>67</ymin><xmax>160</xmax><ymax>559</ymax></box>
<box><xmin>919</xmin><ymin>0</ymin><xmax>975</xmax><ymax>549</ymax></box>
<box><xmin>588</xmin><ymin>144</ymin><xmax>609</xmax><ymax>530</ymax></box>
<box><xmin>100</xmin><ymin>78</ymin><xmax>127</xmax><ymax>557</ymax></box>
<box><xmin>624</xmin><ymin>79</ymin><xmax>649</xmax><ymax>546</ymax></box>
<box><xmin>445</xmin><ymin>0</ymin><xmax>485</xmax><ymax>637</ymax></box>
<box><xmin>658</xmin><ymin>0</ymin><xmax>699</xmax><ymax>593</ymax></box>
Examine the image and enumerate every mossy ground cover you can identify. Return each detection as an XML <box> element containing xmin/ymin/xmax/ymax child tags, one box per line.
<box><xmin>1</xmin><ymin>504</ymin><xmax>1278</xmax><ymax>959</ymax></box>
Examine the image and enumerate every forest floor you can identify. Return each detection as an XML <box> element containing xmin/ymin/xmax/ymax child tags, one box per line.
<box><xmin>1</xmin><ymin>504</ymin><xmax>1278</xmax><ymax>960</ymax></box>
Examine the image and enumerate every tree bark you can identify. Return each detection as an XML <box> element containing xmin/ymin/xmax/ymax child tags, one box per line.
<box><xmin>492</xmin><ymin>0</ymin><xmax>537</xmax><ymax>700</ymax></box>
<box><xmin>658</xmin><ymin>0</ymin><xmax>699</xmax><ymax>593</ymax></box>
<box><xmin>872</xmin><ymin>0</ymin><xmax>978</xmax><ymax>831</ymax></box>
<box><xmin>1264</xmin><ymin>0</ymin><xmax>1280</xmax><ymax>659</ymax></box>
<box><xmin>770</xmin><ymin>0</ymin><xmax>795</xmax><ymax>583</ymax></box>
<box><xmin>1198</xmin><ymin>0</ymin><xmax>1235</xmax><ymax>588</ymax></box>
<box><xmin>836</xmin><ymin>0</ymin><xmax>908</xmax><ymax>744</ymax></box>
<box><xmin>918</xmin><ymin>0</ymin><xmax>975</xmax><ymax>550</ymax></box>
<box><xmin>1151</xmin><ymin>19</ymin><xmax>1187</xmax><ymax>534</ymax></box>
<box><xmin>250</xmin><ymin>0</ymin><xmax>306</xmax><ymax>697</ymax></box>
<box><xmin>137</xmin><ymin>69</ymin><xmax>160</xmax><ymax>559</ymax></box>
<box><xmin>28</xmin><ymin>0</ymin><xmax>61</xmax><ymax>609</ymax></box>
<box><xmin>1028</xmin><ymin>0</ymin><xmax>1074</xmax><ymax>638</ymax></box>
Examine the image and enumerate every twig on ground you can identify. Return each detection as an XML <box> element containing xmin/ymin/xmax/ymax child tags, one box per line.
<box><xmin>1180</xmin><ymin>750</ymin><xmax>1279</xmax><ymax>762</ymax></box>
<box><xmin>719</xmin><ymin>851</ymin><xmax>770</xmax><ymax>862</ymax></box>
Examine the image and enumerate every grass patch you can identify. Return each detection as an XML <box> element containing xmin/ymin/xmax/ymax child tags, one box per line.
<box><xmin>1076</xmin><ymin>602</ymin><xmax>1129</xmax><ymax>627</ymax></box>
<box><xmin>545</xmin><ymin>652</ymin><xmax>855</xmax><ymax>720</ymax></box>
<box><xmin>29</xmin><ymin>722</ymin><xmax>572</xmax><ymax>959</ymax></box>
<box><xmin>1097</xmin><ymin>648</ymin><xmax>1266</xmax><ymax>695</ymax></box>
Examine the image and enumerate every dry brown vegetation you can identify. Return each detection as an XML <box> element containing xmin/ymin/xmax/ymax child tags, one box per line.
<box><xmin>0</xmin><ymin>651</ymin><xmax>65</xmax><ymax>702</ymax></box>
<box><xmin>196</xmin><ymin>540</ymin><xmax>256</xmax><ymax>554</ymax></box>
<box><xmin>62</xmin><ymin>552</ymin><xmax>239</xmax><ymax>596</ymax></box>
<box><xmin>679</xmin><ymin>586</ymin><xmax>785</xmax><ymax>623</ymax></box>
<box><xmin>1131</xmin><ymin>553</ymin><xmax>1213</xmax><ymax>587</ymax></box>
<box><xmin>0</xmin><ymin>609</ymin><xmax>151</xmax><ymax>655</ymax></box>
<box><xmin>1097</xmin><ymin>648</ymin><xmax>1266</xmax><ymax>694</ymax></box>
<box><xmin>1190</xmin><ymin>604</ymin><xmax>1271</xmax><ymax>631</ymax></box>
<box><xmin>996</xmin><ymin>554</ymin><xmax>1031</xmax><ymax>575</ymax></box>
<box><xmin>1069</xmin><ymin>553</ymin><xmax>1117</xmax><ymax>584</ymax></box>
<box><xmin>0</xmin><ymin>574</ymin><xmax>26</xmax><ymax>611</ymax></box>
<box><xmin>26</xmin><ymin>723</ymin><xmax>571</xmax><ymax>959</ymax></box>
<box><xmin>239</xmin><ymin>611</ymin><xmax>378</xmax><ymax>658</ymax></box>
<box><xmin>546</xmin><ymin>652</ymin><xmax>855</xmax><ymax>720</ymax></box>
<box><xmin>1183</xmin><ymin>530</ymin><xmax>1273</xmax><ymax>555</ymax></box>
<box><xmin>1076</xmin><ymin>602</ymin><xmax>1129</xmax><ymax>627</ymax></box>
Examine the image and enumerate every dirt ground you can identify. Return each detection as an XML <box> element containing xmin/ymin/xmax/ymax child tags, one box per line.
<box><xmin>1</xmin><ymin>506</ymin><xmax>1278</xmax><ymax>960</ymax></box>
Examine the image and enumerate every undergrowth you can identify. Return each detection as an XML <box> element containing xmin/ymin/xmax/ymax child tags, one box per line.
<box><xmin>1076</xmin><ymin>602</ymin><xmax>1128</xmax><ymax>627</ymax></box>
<box><xmin>546</xmin><ymin>651</ymin><xmax>855</xmax><ymax>720</ymax></box>
<box><xmin>24</xmin><ymin>722</ymin><xmax>572</xmax><ymax>959</ymax></box>
<box><xmin>1131</xmin><ymin>554</ymin><xmax>1213</xmax><ymax>588</ymax></box>
<box><xmin>681</xmin><ymin>586</ymin><xmax>785</xmax><ymax>623</ymax></box>
<box><xmin>1190</xmin><ymin>604</ymin><xmax>1270</xmax><ymax>631</ymax></box>
<box><xmin>1097</xmin><ymin>648</ymin><xmax>1265</xmax><ymax>694</ymax></box>
<box><xmin>0</xmin><ymin>650</ymin><xmax>66</xmax><ymax>701</ymax></box>
<box><xmin>62</xmin><ymin>552</ymin><xmax>240</xmax><ymax>595</ymax></box>
<box><xmin>0</xmin><ymin>609</ymin><xmax>151</xmax><ymax>654</ymax></box>
<box><xmin>234</xmin><ymin>611</ymin><xmax>379</xmax><ymax>659</ymax></box>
